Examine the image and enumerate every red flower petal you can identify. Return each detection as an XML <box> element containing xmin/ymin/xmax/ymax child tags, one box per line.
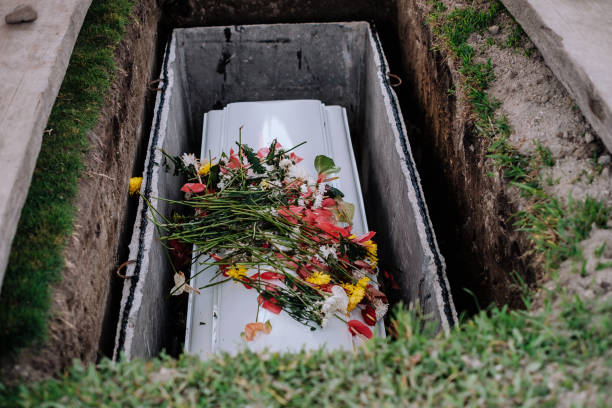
<box><xmin>289</xmin><ymin>152</ymin><xmax>303</xmax><ymax>163</ymax></box>
<box><xmin>321</xmin><ymin>198</ymin><xmax>335</xmax><ymax>207</ymax></box>
<box><xmin>260</xmin><ymin>271</ymin><xmax>285</xmax><ymax>281</ymax></box>
<box><xmin>361</xmin><ymin>305</ymin><xmax>377</xmax><ymax>326</ymax></box>
<box><xmin>316</xmin><ymin>221</ymin><xmax>350</xmax><ymax>239</ymax></box>
<box><xmin>258</xmin><ymin>294</ymin><xmax>282</xmax><ymax>314</ymax></box>
<box><xmin>181</xmin><ymin>183</ymin><xmax>206</xmax><ymax>193</ymax></box>
<box><xmin>353</xmin><ymin>231</ymin><xmax>376</xmax><ymax>243</ymax></box>
<box><xmin>348</xmin><ymin>320</ymin><xmax>373</xmax><ymax>339</ymax></box>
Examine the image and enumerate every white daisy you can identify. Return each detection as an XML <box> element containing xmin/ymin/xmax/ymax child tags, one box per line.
<box><xmin>181</xmin><ymin>153</ymin><xmax>198</xmax><ymax>168</ymax></box>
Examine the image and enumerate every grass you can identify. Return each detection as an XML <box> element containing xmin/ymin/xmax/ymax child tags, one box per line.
<box><xmin>428</xmin><ymin>0</ymin><xmax>610</xmax><ymax>273</ymax></box>
<box><xmin>0</xmin><ymin>0</ymin><xmax>135</xmax><ymax>355</ymax></box>
<box><xmin>1</xmin><ymin>295</ymin><xmax>610</xmax><ymax>407</ymax></box>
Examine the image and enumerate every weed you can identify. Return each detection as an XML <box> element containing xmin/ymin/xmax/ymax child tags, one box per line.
<box><xmin>594</xmin><ymin>242</ymin><xmax>606</xmax><ymax>258</ymax></box>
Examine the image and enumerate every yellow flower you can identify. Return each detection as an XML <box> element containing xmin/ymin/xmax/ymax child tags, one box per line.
<box><xmin>259</xmin><ymin>180</ymin><xmax>271</xmax><ymax>190</ymax></box>
<box><xmin>342</xmin><ymin>278</ymin><xmax>369</xmax><ymax>311</ymax></box>
<box><xmin>341</xmin><ymin>282</ymin><xmax>355</xmax><ymax>295</ymax></box>
<box><xmin>357</xmin><ymin>276</ymin><xmax>370</xmax><ymax>288</ymax></box>
<box><xmin>198</xmin><ymin>160</ymin><xmax>212</xmax><ymax>176</ymax></box>
<box><xmin>227</xmin><ymin>265</ymin><xmax>248</xmax><ymax>282</ymax></box>
<box><xmin>364</xmin><ymin>240</ymin><xmax>378</xmax><ymax>268</ymax></box>
<box><xmin>348</xmin><ymin>286</ymin><xmax>366</xmax><ymax>311</ymax></box>
<box><xmin>129</xmin><ymin>177</ymin><xmax>142</xmax><ymax>195</ymax></box>
<box><xmin>306</xmin><ymin>271</ymin><xmax>331</xmax><ymax>285</ymax></box>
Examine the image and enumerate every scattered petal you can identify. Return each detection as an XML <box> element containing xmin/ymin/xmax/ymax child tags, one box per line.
<box><xmin>181</xmin><ymin>183</ymin><xmax>206</xmax><ymax>193</ymax></box>
<box><xmin>171</xmin><ymin>272</ymin><xmax>200</xmax><ymax>296</ymax></box>
<box><xmin>242</xmin><ymin>320</ymin><xmax>273</xmax><ymax>341</ymax></box>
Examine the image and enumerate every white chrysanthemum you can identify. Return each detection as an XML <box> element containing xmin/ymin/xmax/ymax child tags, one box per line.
<box><xmin>262</xmin><ymin>207</ymin><xmax>277</xmax><ymax>217</ymax></box>
<box><xmin>181</xmin><ymin>153</ymin><xmax>198</xmax><ymax>168</ymax></box>
<box><xmin>373</xmin><ymin>298</ymin><xmax>389</xmax><ymax>321</ymax></box>
<box><xmin>312</xmin><ymin>182</ymin><xmax>326</xmax><ymax>209</ymax></box>
<box><xmin>280</xmin><ymin>158</ymin><xmax>293</xmax><ymax>169</ymax></box>
<box><xmin>288</xmin><ymin>164</ymin><xmax>309</xmax><ymax>180</ymax></box>
<box><xmin>300</xmin><ymin>184</ymin><xmax>309</xmax><ymax>194</ymax></box>
<box><xmin>319</xmin><ymin>245</ymin><xmax>338</xmax><ymax>260</ymax></box>
<box><xmin>319</xmin><ymin>285</ymin><xmax>349</xmax><ymax>327</ymax></box>
<box><xmin>217</xmin><ymin>180</ymin><xmax>226</xmax><ymax>190</ymax></box>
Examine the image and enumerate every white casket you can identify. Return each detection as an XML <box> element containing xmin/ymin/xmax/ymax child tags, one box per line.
<box><xmin>185</xmin><ymin>100</ymin><xmax>384</xmax><ymax>357</ymax></box>
<box><xmin>113</xmin><ymin>22</ymin><xmax>456</xmax><ymax>361</ymax></box>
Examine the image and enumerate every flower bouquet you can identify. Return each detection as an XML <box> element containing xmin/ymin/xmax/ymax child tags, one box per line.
<box><xmin>151</xmin><ymin>138</ymin><xmax>389</xmax><ymax>340</ymax></box>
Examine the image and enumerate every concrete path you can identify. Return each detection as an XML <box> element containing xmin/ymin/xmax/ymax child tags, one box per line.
<box><xmin>501</xmin><ymin>0</ymin><xmax>612</xmax><ymax>153</ymax></box>
<box><xmin>0</xmin><ymin>0</ymin><xmax>91</xmax><ymax>292</ymax></box>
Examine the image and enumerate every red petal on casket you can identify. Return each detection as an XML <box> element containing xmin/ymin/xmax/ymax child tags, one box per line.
<box><xmin>348</xmin><ymin>320</ymin><xmax>373</xmax><ymax>339</ymax></box>
<box><xmin>181</xmin><ymin>183</ymin><xmax>206</xmax><ymax>193</ymax></box>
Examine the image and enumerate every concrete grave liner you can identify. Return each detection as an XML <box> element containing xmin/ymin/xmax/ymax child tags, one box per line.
<box><xmin>114</xmin><ymin>22</ymin><xmax>457</xmax><ymax>360</ymax></box>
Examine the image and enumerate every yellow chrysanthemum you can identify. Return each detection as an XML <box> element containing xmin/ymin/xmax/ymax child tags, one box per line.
<box><xmin>259</xmin><ymin>180</ymin><xmax>271</xmax><ymax>190</ymax></box>
<box><xmin>364</xmin><ymin>240</ymin><xmax>378</xmax><ymax>268</ymax></box>
<box><xmin>129</xmin><ymin>177</ymin><xmax>142</xmax><ymax>195</ymax></box>
<box><xmin>347</xmin><ymin>286</ymin><xmax>366</xmax><ymax>311</ymax></box>
<box><xmin>357</xmin><ymin>276</ymin><xmax>370</xmax><ymax>288</ymax></box>
<box><xmin>227</xmin><ymin>265</ymin><xmax>248</xmax><ymax>282</ymax></box>
<box><xmin>198</xmin><ymin>160</ymin><xmax>212</xmax><ymax>176</ymax></box>
<box><xmin>306</xmin><ymin>271</ymin><xmax>331</xmax><ymax>285</ymax></box>
<box><xmin>341</xmin><ymin>282</ymin><xmax>355</xmax><ymax>295</ymax></box>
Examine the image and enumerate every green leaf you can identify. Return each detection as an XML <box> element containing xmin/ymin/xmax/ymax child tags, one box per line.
<box><xmin>314</xmin><ymin>155</ymin><xmax>340</xmax><ymax>175</ymax></box>
<box><xmin>239</xmin><ymin>143</ymin><xmax>265</xmax><ymax>174</ymax></box>
<box><xmin>327</xmin><ymin>186</ymin><xmax>344</xmax><ymax>199</ymax></box>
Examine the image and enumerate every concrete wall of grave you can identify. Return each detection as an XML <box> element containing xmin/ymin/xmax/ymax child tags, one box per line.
<box><xmin>113</xmin><ymin>22</ymin><xmax>457</xmax><ymax>359</ymax></box>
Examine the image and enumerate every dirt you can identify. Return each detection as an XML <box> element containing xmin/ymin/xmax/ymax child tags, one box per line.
<box><xmin>467</xmin><ymin>8</ymin><xmax>612</xmax><ymax>295</ymax></box>
<box><xmin>0</xmin><ymin>0</ymin><xmax>162</xmax><ymax>383</ymax></box>
<box><xmin>395</xmin><ymin>0</ymin><xmax>612</xmax><ymax>314</ymax></box>
<box><xmin>470</xmin><ymin>11</ymin><xmax>612</xmax><ymax>210</ymax></box>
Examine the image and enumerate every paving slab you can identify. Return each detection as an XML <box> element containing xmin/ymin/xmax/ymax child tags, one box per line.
<box><xmin>501</xmin><ymin>0</ymin><xmax>612</xmax><ymax>152</ymax></box>
<box><xmin>0</xmin><ymin>0</ymin><xmax>92</xmax><ymax>292</ymax></box>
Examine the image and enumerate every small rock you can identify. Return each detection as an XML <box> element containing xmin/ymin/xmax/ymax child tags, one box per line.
<box><xmin>597</xmin><ymin>155</ymin><xmax>611</xmax><ymax>165</ymax></box>
<box><xmin>509</xmin><ymin>70</ymin><xmax>518</xmax><ymax>79</ymax></box>
<box><xmin>539</xmin><ymin>94</ymin><xmax>550</xmax><ymax>103</ymax></box>
<box><xmin>5</xmin><ymin>4</ymin><xmax>37</xmax><ymax>24</ymax></box>
<box><xmin>584</xmin><ymin>132</ymin><xmax>594</xmax><ymax>143</ymax></box>
<box><xmin>488</xmin><ymin>25</ymin><xmax>500</xmax><ymax>35</ymax></box>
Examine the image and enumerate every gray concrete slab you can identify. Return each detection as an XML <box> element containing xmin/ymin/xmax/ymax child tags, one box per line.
<box><xmin>0</xmin><ymin>0</ymin><xmax>92</xmax><ymax>291</ymax></box>
<box><xmin>501</xmin><ymin>0</ymin><xmax>612</xmax><ymax>152</ymax></box>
